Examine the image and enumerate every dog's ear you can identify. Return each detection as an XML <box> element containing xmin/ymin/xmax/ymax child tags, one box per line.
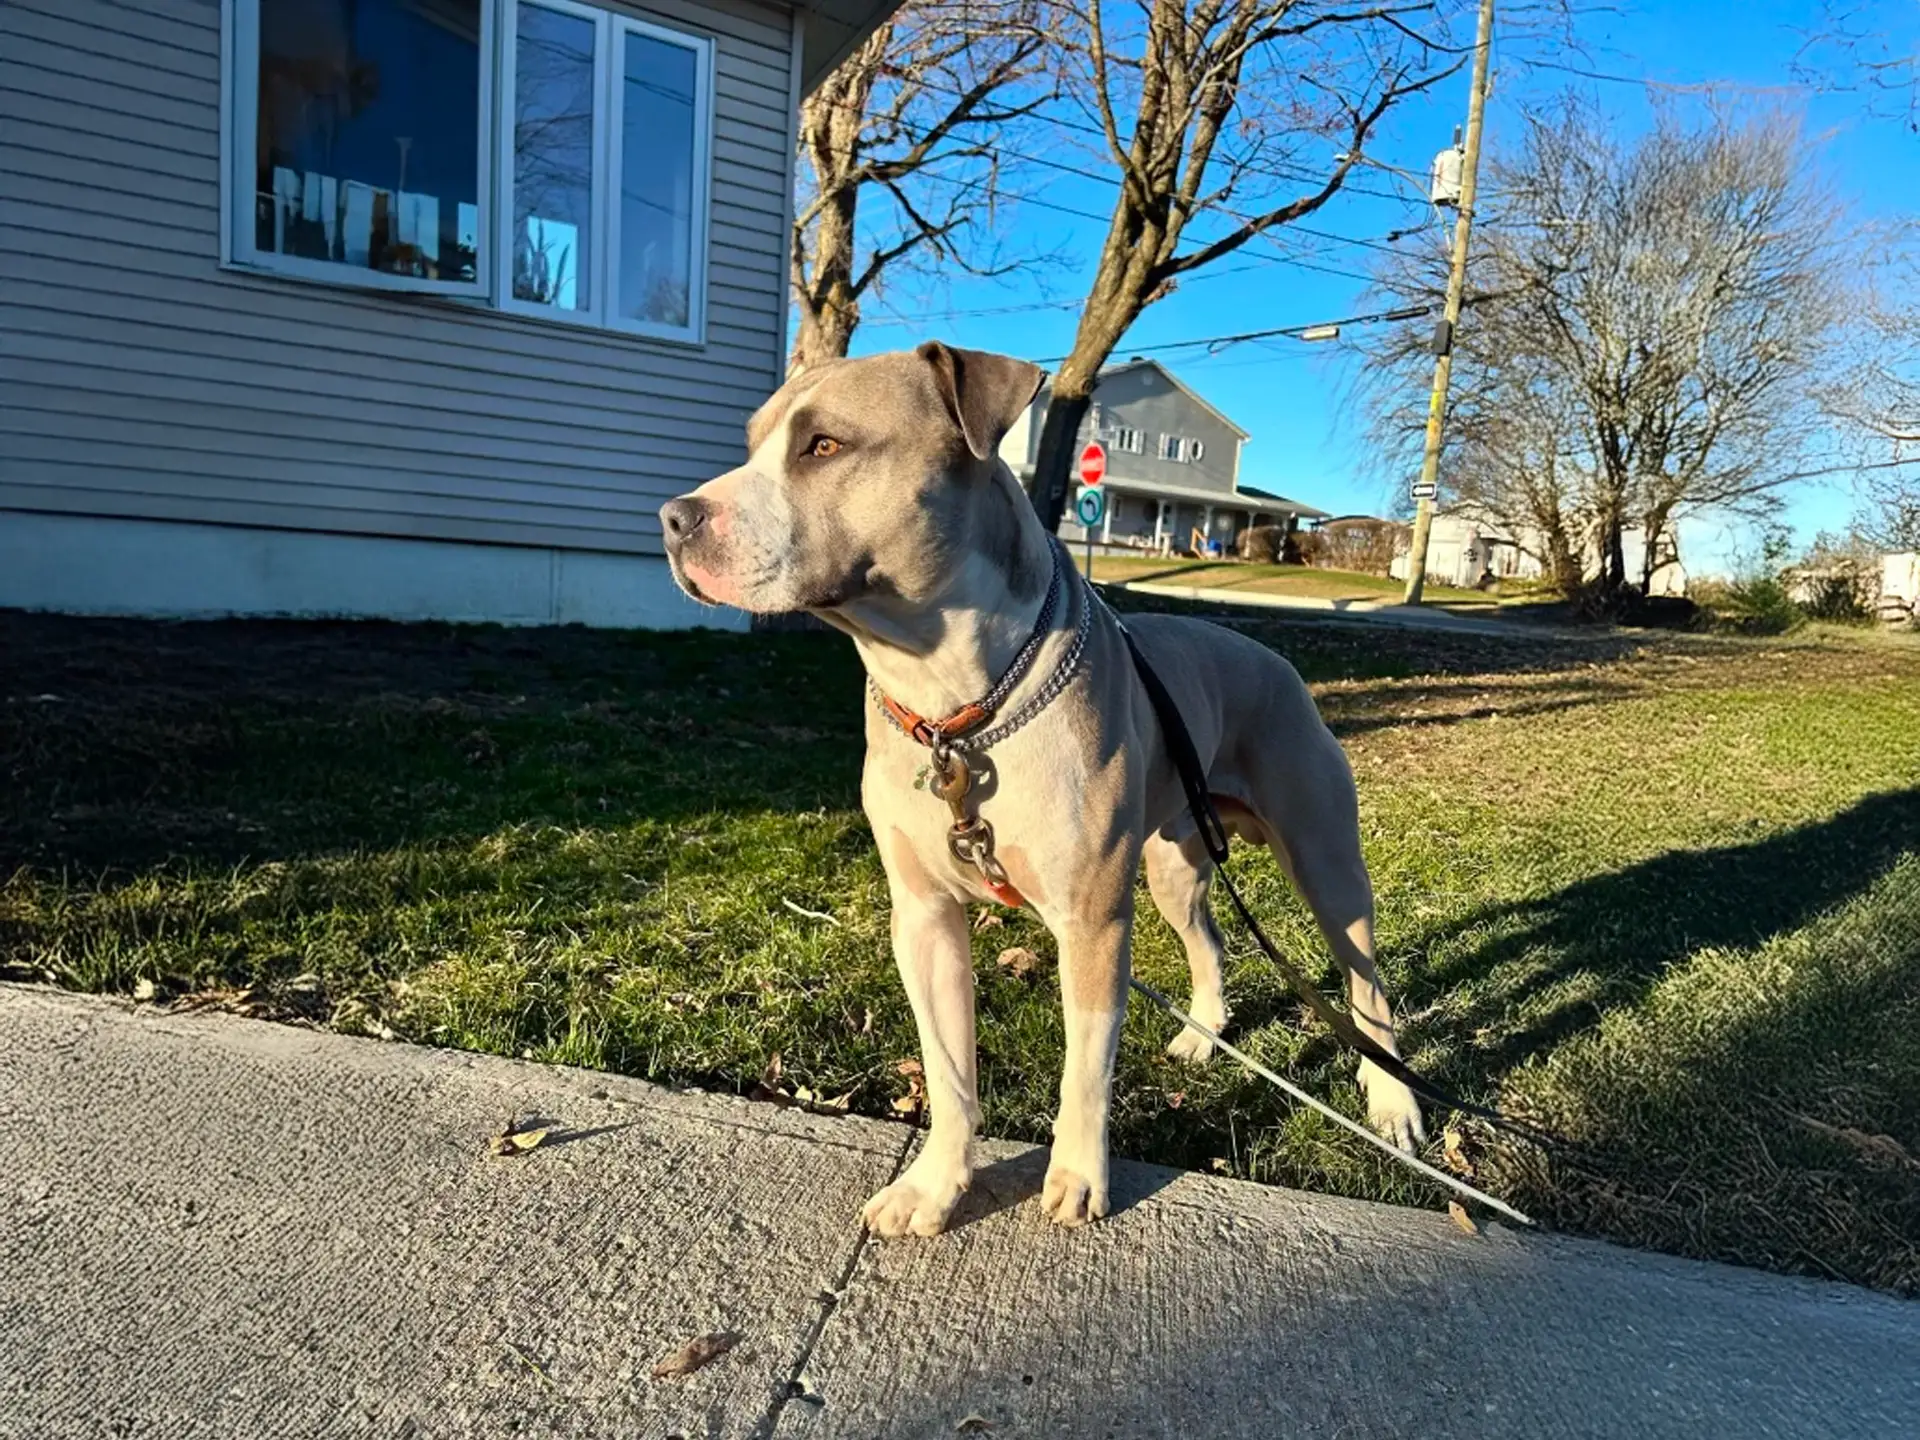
<box><xmin>917</xmin><ymin>341</ymin><xmax>1046</xmax><ymax>463</ymax></box>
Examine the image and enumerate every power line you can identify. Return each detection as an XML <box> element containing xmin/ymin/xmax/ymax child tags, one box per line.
<box><xmin>1518</xmin><ymin>57</ymin><xmax>1812</xmax><ymax>96</ymax></box>
<box><xmin>879</xmin><ymin>163</ymin><xmax>1384</xmax><ymax>283</ymax></box>
<box><xmin>1030</xmin><ymin>299</ymin><xmax>1444</xmax><ymax>365</ymax></box>
<box><xmin>862</xmin><ymin>69</ymin><xmax>1429</xmax><ymax>207</ymax></box>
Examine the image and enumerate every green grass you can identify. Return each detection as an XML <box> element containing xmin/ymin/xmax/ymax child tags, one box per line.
<box><xmin>4</xmin><ymin>608</ymin><xmax>1918</xmax><ymax>1292</ymax></box>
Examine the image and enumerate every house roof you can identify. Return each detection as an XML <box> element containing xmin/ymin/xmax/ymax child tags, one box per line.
<box><xmin>1235</xmin><ymin>484</ymin><xmax>1330</xmax><ymax>519</ymax></box>
<box><xmin>1093</xmin><ymin>476</ymin><xmax>1328</xmax><ymax>515</ymax></box>
<box><xmin>1093</xmin><ymin>358</ymin><xmax>1251</xmax><ymax>440</ymax></box>
<box><xmin>798</xmin><ymin>1</ymin><xmax>911</xmax><ymax>93</ymax></box>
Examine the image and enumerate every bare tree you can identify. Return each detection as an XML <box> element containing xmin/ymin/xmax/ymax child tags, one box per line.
<box><xmin>1816</xmin><ymin>239</ymin><xmax>1920</xmax><ymax>551</ymax></box>
<box><xmin>1794</xmin><ymin>1</ymin><xmax>1920</xmax><ymax>131</ymax></box>
<box><xmin>790</xmin><ymin>1</ymin><xmax>1050</xmax><ymax>372</ymax></box>
<box><xmin>1356</xmin><ymin>98</ymin><xmax>1847</xmax><ymax>599</ymax></box>
<box><xmin>1023</xmin><ymin>0</ymin><xmax>1496</xmax><ymax>527</ymax></box>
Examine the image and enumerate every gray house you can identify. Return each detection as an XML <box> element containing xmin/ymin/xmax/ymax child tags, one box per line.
<box><xmin>0</xmin><ymin>0</ymin><xmax>899</xmax><ymax>628</ymax></box>
<box><xmin>999</xmin><ymin>358</ymin><xmax>1327</xmax><ymax>554</ymax></box>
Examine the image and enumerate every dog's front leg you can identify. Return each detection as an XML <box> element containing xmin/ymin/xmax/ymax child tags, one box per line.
<box><xmin>1043</xmin><ymin>909</ymin><xmax>1133</xmax><ymax>1227</ymax></box>
<box><xmin>861</xmin><ymin>887</ymin><xmax>978</xmax><ymax>1238</ymax></box>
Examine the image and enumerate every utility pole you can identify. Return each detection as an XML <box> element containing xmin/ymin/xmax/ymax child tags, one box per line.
<box><xmin>1401</xmin><ymin>0</ymin><xmax>1495</xmax><ymax>605</ymax></box>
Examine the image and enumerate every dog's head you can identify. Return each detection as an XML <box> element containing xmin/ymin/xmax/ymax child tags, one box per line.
<box><xmin>660</xmin><ymin>343</ymin><xmax>1045</xmax><ymax>614</ymax></box>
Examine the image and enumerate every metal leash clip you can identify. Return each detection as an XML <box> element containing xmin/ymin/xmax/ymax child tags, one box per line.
<box><xmin>931</xmin><ymin>744</ymin><xmax>1015</xmax><ymax>895</ymax></box>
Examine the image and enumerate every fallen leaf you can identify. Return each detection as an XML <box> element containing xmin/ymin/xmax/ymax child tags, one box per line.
<box><xmin>749</xmin><ymin>1053</ymin><xmax>795</xmax><ymax>1106</ymax></box>
<box><xmin>1448</xmin><ymin>1201</ymin><xmax>1479</xmax><ymax>1236</ymax></box>
<box><xmin>891</xmin><ymin>1058</ymin><xmax>926</xmax><ymax>1117</ymax></box>
<box><xmin>1166</xmin><ymin>1091</ymin><xmax>1186</xmax><ymax>1110</ymax></box>
<box><xmin>792</xmin><ymin>1086</ymin><xmax>854</xmax><ymax>1116</ymax></box>
<box><xmin>956</xmin><ymin>1416</ymin><xmax>994</xmax><ymax>1433</ymax></box>
<box><xmin>995</xmin><ymin>947</ymin><xmax>1042</xmax><ymax>979</ymax></box>
<box><xmin>490</xmin><ymin>1118</ymin><xmax>554</xmax><ymax>1157</ymax></box>
<box><xmin>972</xmin><ymin>911</ymin><xmax>1005</xmax><ymax>932</ymax></box>
<box><xmin>1442</xmin><ymin>1128</ymin><xmax>1475</xmax><ymax>1178</ymax></box>
<box><xmin>651</xmin><ymin>1331</ymin><xmax>740</xmax><ymax>1379</ymax></box>
<box><xmin>132</xmin><ymin>977</ymin><xmax>156</xmax><ymax>1002</ymax></box>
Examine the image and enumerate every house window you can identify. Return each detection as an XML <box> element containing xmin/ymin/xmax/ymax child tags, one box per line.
<box><xmin>1190</xmin><ymin>439</ymin><xmax>1205</xmax><ymax>462</ymax></box>
<box><xmin>1111</xmin><ymin>426</ymin><xmax>1142</xmax><ymax>453</ymax></box>
<box><xmin>226</xmin><ymin>0</ymin><xmax>713</xmax><ymax>343</ymax></box>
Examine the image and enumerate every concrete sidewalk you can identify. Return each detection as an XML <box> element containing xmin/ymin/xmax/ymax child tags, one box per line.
<box><xmin>3</xmin><ymin>987</ymin><xmax>1913</xmax><ymax>1439</ymax></box>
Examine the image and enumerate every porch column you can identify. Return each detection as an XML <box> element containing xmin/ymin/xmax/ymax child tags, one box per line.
<box><xmin>1102</xmin><ymin>492</ymin><xmax>1114</xmax><ymax>544</ymax></box>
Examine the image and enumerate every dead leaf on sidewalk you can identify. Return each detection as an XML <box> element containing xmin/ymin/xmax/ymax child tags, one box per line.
<box><xmin>995</xmin><ymin>947</ymin><xmax>1043</xmax><ymax>979</ymax></box>
<box><xmin>489</xmin><ymin>1115</ymin><xmax>554</xmax><ymax>1158</ymax></box>
<box><xmin>1448</xmin><ymin>1201</ymin><xmax>1479</xmax><ymax>1236</ymax></box>
<box><xmin>792</xmin><ymin>1085</ymin><xmax>854</xmax><ymax>1115</ymax></box>
<box><xmin>651</xmin><ymin>1331</ymin><xmax>740</xmax><ymax>1379</ymax></box>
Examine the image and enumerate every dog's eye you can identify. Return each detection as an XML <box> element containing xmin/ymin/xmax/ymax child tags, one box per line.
<box><xmin>806</xmin><ymin>435</ymin><xmax>842</xmax><ymax>459</ymax></box>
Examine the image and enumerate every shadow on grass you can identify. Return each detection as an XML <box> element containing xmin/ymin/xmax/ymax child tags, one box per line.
<box><xmin>1403</xmin><ymin>786</ymin><xmax>1920</xmax><ymax>1078</ymax></box>
<box><xmin>0</xmin><ymin>607</ymin><xmax>1659</xmax><ymax>874</ymax></box>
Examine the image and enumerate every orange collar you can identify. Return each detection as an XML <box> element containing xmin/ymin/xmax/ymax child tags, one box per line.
<box><xmin>876</xmin><ymin>694</ymin><xmax>990</xmax><ymax>749</ymax></box>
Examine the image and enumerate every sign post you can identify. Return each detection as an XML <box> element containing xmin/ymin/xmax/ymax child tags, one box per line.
<box><xmin>1076</xmin><ymin>442</ymin><xmax>1107</xmax><ymax>580</ymax></box>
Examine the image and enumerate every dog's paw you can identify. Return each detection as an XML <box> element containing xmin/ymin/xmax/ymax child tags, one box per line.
<box><xmin>861</xmin><ymin>1169</ymin><xmax>966</xmax><ymax>1239</ymax></box>
<box><xmin>1040</xmin><ymin>1158</ymin><xmax>1110</xmax><ymax>1228</ymax></box>
<box><xmin>1164</xmin><ymin>1025</ymin><xmax>1216</xmax><ymax>1065</ymax></box>
<box><xmin>1165</xmin><ymin>1005</ymin><xmax>1227</xmax><ymax>1065</ymax></box>
<box><xmin>1358</xmin><ymin>1058</ymin><xmax>1426</xmax><ymax>1153</ymax></box>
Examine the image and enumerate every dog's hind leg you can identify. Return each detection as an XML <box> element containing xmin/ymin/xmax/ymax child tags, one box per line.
<box><xmin>1254</xmin><ymin>753</ymin><xmax>1427</xmax><ymax>1152</ymax></box>
<box><xmin>1144</xmin><ymin>827</ymin><xmax>1230</xmax><ymax>1063</ymax></box>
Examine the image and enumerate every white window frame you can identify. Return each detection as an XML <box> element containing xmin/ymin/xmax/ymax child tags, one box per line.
<box><xmin>495</xmin><ymin>0</ymin><xmax>614</xmax><ymax>329</ymax></box>
<box><xmin>221</xmin><ymin>0</ymin><xmax>714</xmax><ymax>346</ymax></box>
<box><xmin>604</xmin><ymin>12</ymin><xmax>715</xmax><ymax>344</ymax></box>
<box><xmin>224</xmin><ymin>0</ymin><xmax>495</xmax><ymax>298</ymax></box>
<box><xmin>1113</xmin><ymin>426</ymin><xmax>1142</xmax><ymax>454</ymax></box>
<box><xmin>1191</xmin><ymin>438</ymin><xmax>1205</xmax><ymax>462</ymax></box>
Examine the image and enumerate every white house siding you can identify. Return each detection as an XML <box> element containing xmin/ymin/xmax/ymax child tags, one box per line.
<box><xmin>0</xmin><ymin>0</ymin><xmax>799</xmax><ymax>624</ymax></box>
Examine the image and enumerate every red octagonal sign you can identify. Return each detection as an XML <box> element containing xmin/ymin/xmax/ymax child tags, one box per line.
<box><xmin>1078</xmin><ymin>441</ymin><xmax>1107</xmax><ymax>487</ymax></box>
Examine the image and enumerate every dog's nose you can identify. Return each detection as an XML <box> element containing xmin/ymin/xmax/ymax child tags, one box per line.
<box><xmin>659</xmin><ymin>496</ymin><xmax>708</xmax><ymax>548</ymax></box>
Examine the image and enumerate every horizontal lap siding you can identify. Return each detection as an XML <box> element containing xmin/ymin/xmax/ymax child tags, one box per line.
<box><xmin>0</xmin><ymin>0</ymin><xmax>798</xmax><ymax>557</ymax></box>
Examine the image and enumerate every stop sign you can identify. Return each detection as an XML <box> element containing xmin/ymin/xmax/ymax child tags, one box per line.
<box><xmin>1078</xmin><ymin>441</ymin><xmax>1107</xmax><ymax>487</ymax></box>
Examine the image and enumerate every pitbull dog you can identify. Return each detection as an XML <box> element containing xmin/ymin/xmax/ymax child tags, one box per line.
<box><xmin>660</xmin><ymin>343</ymin><xmax>1424</xmax><ymax>1236</ymax></box>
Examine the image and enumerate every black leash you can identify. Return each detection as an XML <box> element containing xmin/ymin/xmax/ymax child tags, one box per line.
<box><xmin>1119</xmin><ymin>622</ymin><xmax>1561</xmax><ymax>1151</ymax></box>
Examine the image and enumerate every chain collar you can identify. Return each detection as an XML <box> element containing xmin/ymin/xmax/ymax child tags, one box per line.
<box><xmin>868</xmin><ymin>538</ymin><xmax>1089</xmax><ymax>754</ymax></box>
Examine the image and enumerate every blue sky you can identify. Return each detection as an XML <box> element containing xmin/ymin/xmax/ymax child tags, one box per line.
<box><xmin>845</xmin><ymin>1</ymin><xmax>1918</xmax><ymax>576</ymax></box>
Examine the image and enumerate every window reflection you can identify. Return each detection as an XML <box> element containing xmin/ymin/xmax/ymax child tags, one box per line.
<box><xmin>512</xmin><ymin>4</ymin><xmax>595</xmax><ymax>310</ymax></box>
<box><xmin>254</xmin><ymin>0</ymin><xmax>481</xmax><ymax>283</ymax></box>
<box><xmin>620</xmin><ymin>33</ymin><xmax>697</xmax><ymax>328</ymax></box>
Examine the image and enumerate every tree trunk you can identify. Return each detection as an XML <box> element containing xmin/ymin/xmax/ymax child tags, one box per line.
<box><xmin>1030</xmin><ymin>300</ymin><xmax>1130</xmax><ymax>529</ymax></box>
<box><xmin>1602</xmin><ymin>514</ymin><xmax>1628</xmax><ymax>594</ymax></box>
<box><xmin>789</xmin><ymin>172</ymin><xmax>861</xmax><ymax>375</ymax></box>
<box><xmin>1030</xmin><ymin>386</ymin><xmax>1094</xmax><ymax>529</ymax></box>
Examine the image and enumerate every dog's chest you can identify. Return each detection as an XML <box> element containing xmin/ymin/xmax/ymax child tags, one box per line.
<box><xmin>870</xmin><ymin>728</ymin><xmax>1115</xmax><ymax>912</ymax></box>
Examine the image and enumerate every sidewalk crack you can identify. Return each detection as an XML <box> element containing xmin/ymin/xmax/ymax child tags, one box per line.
<box><xmin>750</xmin><ymin>1126</ymin><xmax>916</xmax><ymax>1439</ymax></box>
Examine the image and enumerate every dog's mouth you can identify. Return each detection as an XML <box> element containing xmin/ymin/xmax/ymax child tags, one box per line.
<box><xmin>664</xmin><ymin>551</ymin><xmax>719</xmax><ymax>607</ymax></box>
